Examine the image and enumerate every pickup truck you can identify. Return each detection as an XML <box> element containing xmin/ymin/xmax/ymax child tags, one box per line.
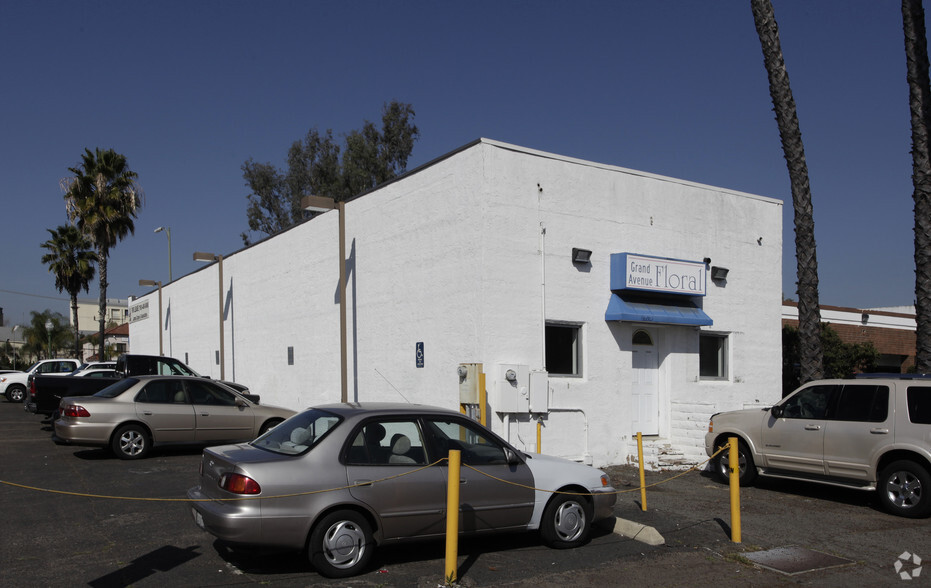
<box><xmin>27</xmin><ymin>354</ymin><xmax>255</xmax><ymax>417</ymax></box>
<box><xmin>2</xmin><ymin>359</ymin><xmax>81</xmax><ymax>403</ymax></box>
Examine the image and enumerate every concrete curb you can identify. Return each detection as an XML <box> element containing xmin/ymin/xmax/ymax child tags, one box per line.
<box><xmin>610</xmin><ymin>517</ymin><xmax>665</xmax><ymax>546</ymax></box>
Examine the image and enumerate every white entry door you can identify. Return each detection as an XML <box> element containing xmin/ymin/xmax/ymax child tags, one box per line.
<box><xmin>631</xmin><ymin>330</ymin><xmax>659</xmax><ymax>435</ymax></box>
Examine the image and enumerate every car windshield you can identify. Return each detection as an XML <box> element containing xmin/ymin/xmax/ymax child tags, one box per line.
<box><xmin>93</xmin><ymin>378</ymin><xmax>139</xmax><ymax>398</ymax></box>
<box><xmin>251</xmin><ymin>409</ymin><xmax>341</xmax><ymax>455</ymax></box>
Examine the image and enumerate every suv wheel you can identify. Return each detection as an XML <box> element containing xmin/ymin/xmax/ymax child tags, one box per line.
<box><xmin>878</xmin><ymin>460</ymin><xmax>931</xmax><ymax>518</ymax></box>
<box><xmin>713</xmin><ymin>438</ymin><xmax>757</xmax><ymax>486</ymax></box>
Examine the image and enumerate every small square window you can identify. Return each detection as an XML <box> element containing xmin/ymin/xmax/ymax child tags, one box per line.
<box><xmin>699</xmin><ymin>333</ymin><xmax>728</xmax><ymax>380</ymax></box>
<box><xmin>545</xmin><ymin>323</ymin><xmax>582</xmax><ymax>376</ymax></box>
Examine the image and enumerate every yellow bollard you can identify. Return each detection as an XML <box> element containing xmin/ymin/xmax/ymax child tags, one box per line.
<box><xmin>537</xmin><ymin>420</ymin><xmax>542</xmax><ymax>454</ymax></box>
<box><xmin>637</xmin><ymin>432</ymin><xmax>647</xmax><ymax>511</ymax></box>
<box><xmin>444</xmin><ymin>449</ymin><xmax>462</xmax><ymax>583</ymax></box>
<box><xmin>479</xmin><ymin>372</ymin><xmax>487</xmax><ymax>427</ymax></box>
<box><xmin>728</xmin><ymin>437</ymin><xmax>742</xmax><ymax>543</ymax></box>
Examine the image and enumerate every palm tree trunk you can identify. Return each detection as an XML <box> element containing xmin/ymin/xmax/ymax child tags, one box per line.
<box><xmin>903</xmin><ymin>0</ymin><xmax>931</xmax><ymax>373</ymax></box>
<box><xmin>71</xmin><ymin>296</ymin><xmax>80</xmax><ymax>359</ymax></box>
<box><xmin>97</xmin><ymin>244</ymin><xmax>108</xmax><ymax>361</ymax></box>
<box><xmin>751</xmin><ymin>0</ymin><xmax>824</xmax><ymax>383</ymax></box>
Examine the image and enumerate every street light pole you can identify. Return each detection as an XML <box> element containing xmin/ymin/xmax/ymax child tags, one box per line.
<box><xmin>193</xmin><ymin>251</ymin><xmax>224</xmax><ymax>380</ymax></box>
<box><xmin>45</xmin><ymin>319</ymin><xmax>52</xmax><ymax>359</ymax></box>
<box><xmin>138</xmin><ymin>280</ymin><xmax>163</xmax><ymax>356</ymax></box>
<box><xmin>301</xmin><ymin>195</ymin><xmax>348</xmax><ymax>403</ymax></box>
<box><xmin>155</xmin><ymin>226</ymin><xmax>172</xmax><ymax>282</ymax></box>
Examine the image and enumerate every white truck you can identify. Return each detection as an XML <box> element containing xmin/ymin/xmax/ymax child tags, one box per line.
<box><xmin>1</xmin><ymin>359</ymin><xmax>80</xmax><ymax>403</ymax></box>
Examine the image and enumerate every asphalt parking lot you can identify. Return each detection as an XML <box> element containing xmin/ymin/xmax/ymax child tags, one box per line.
<box><xmin>1</xmin><ymin>399</ymin><xmax>929</xmax><ymax>587</ymax></box>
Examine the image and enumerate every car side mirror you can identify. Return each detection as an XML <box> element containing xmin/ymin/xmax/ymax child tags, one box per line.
<box><xmin>505</xmin><ymin>448</ymin><xmax>523</xmax><ymax>465</ymax></box>
<box><xmin>770</xmin><ymin>405</ymin><xmax>784</xmax><ymax>418</ymax></box>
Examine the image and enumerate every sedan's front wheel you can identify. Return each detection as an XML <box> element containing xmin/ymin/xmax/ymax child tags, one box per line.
<box><xmin>111</xmin><ymin>424</ymin><xmax>151</xmax><ymax>460</ymax></box>
<box><xmin>308</xmin><ymin>510</ymin><xmax>374</xmax><ymax>578</ymax></box>
<box><xmin>540</xmin><ymin>493</ymin><xmax>592</xmax><ymax>549</ymax></box>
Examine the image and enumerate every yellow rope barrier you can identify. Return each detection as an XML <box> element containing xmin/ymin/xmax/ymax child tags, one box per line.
<box><xmin>0</xmin><ymin>446</ymin><xmax>730</xmax><ymax>502</ymax></box>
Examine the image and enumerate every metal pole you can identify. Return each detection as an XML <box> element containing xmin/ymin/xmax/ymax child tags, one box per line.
<box><xmin>444</xmin><ymin>449</ymin><xmax>461</xmax><ymax>584</ymax></box>
<box><xmin>637</xmin><ymin>432</ymin><xmax>647</xmax><ymax>511</ymax></box>
<box><xmin>157</xmin><ymin>282</ymin><xmax>163</xmax><ymax>356</ymax></box>
<box><xmin>218</xmin><ymin>254</ymin><xmax>225</xmax><ymax>381</ymax></box>
<box><xmin>338</xmin><ymin>202</ymin><xmax>347</xmax><ymax>403</ymax></box>
<box><xmin>728</xmin><ymin>437</ymin><xmax>742</xmax><ymax>543</ymax></box>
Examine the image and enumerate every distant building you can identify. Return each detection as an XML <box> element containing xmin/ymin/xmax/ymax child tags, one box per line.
<box><xmin>73</xmin><ymin>298</ymin><xmax>129</xmax><ymax>334</ymax></box>
<box><xmin>80</xmin><ymin>322</ymin><xmax>130</xmax><ymax>361</ymax></box>
<box><xmin>782</xmin><ymin>302</ymin><xmax>916</xmax><ymax>372</ymax></box>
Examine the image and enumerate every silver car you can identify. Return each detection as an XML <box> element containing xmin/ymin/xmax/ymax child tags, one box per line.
<box><xmin>187</xmin><ymin>402</ymin><xmax>617</xmax><ymax>578</ymax></box>
<box><xmin>54</xmin><ymin>376</ymin><xmax>295</xmax><ymax>460</ymax></box>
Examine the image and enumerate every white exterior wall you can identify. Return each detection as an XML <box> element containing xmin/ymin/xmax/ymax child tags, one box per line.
<box><xmin>130</xmin><ymin>139</ymin><xmax>783</xmax><ymax>468</ymax></box>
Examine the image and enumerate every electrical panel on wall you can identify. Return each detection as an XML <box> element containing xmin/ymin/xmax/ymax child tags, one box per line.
<box><xmin>458</xmin><ymin>363</ymin><xmax>482</xmax><ymax>404</ymax></box>
<box><xmin>495</xmin><ymin>364</ymin><xmax>529</xmax><ymax>413</ymax></box>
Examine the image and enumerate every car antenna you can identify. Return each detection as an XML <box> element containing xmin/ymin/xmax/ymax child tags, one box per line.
<box><xmin>374</xmin><ymin>368</ymin><xmax>411</xmax><ymax>403</ymax></box>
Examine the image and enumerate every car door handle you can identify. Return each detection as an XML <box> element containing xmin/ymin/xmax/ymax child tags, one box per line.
<box><xmin>353</xmin><ymin>479</ymin><xmax>373</xmax><ymax>487</ymax></box>
<box><xmin>870</xmin><ymin>428</ymin><xmax>889</xmax><ymax>434</ymax></box>
<box><xmin>143</xmin><ymin>411</ymin><xmax>153</xmax><ymax>415</ymax></box>
<box><xmin>804</xmin><ymin>424</ymin><xmax>822</xmax><ymax>431</ymax></box>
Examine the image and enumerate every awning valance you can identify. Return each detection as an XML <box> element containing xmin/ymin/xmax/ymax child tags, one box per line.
<box><xmin>605</xmin><ymin>293</ymin><xmax>713</xmax><ymax>326</ymax></box>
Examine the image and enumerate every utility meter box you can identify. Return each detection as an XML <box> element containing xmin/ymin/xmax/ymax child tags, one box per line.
<box><xmin>495</xmin><ymin>364</ymin><xmax>529</xmax><ymax>413</ymax></box>
<box><xmin>458</xmin><ymin>363</ymin><xmax>482</xmax><ymax>404</ymax></box>
<box><xmin>529</xmin><ymin>370</ymin><xmax>549</xmax><ymax>413</ymax></box>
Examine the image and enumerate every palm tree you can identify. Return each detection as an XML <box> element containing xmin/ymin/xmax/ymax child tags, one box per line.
<box><xmin>40</xmin><ymin>225</ymin><xmax>97</xmax><ymax>358</ymax></box>
<box><xmin>751</xmin><ymin>0</ymin><xmax>824</xmax><ymax>383</ymax></box>
<box><xmin>903</xmin><ymin>0</ymin><xmax>931</xmax><ymax>373</ymax></box>
<box><xmin>61</xmin><ymin>148</ymin><xmax>142</xmax><ymax>360</ymax></box>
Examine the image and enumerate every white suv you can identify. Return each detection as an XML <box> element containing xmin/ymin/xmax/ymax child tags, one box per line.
<box><xmin>1</xmin><ymin>359</ymin><xmax>80</xmax><ymax>403</ymax></box>
<box><xmin>706</xmin><ymin>377</ymin><xmax>931</xmax><ymax>518</ymax></box>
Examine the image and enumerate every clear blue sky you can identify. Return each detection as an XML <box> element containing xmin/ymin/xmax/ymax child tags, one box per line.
<box><xmin>0</xmin><ymin>1</ymin><xmax>922</xmax><ymax>327</ymax></box>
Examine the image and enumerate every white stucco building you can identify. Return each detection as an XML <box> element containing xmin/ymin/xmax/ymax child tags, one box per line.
<box><xmin>129</xmin><ymin>139</ymin><xmax>783</xmax><ymax>468</ymax></box>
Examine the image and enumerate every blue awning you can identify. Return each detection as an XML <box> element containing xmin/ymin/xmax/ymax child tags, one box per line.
<box><xmin>605</xmin><ymin>293</ymin><xmax>713</xmax><ymax>326</ymax></box>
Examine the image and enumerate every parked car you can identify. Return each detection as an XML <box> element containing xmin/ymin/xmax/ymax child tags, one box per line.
<box><xmin>187</xmin><ymin>402</ymin><xmax>617</xmax><ymax>578</ymax></box>
<box><xmin>53</xmin><ymin>375</ymin><xmax>295</xmax><ymax>460</ymax></box>
<box><xmin>2</xmin><ymin>359</ymin><xmax>80</xmax><ymax>403</ymax></box>
<box><xmin>706</xmin><ymin>376</ymin><xmax>931</xmax><ymax>518</ymax></box>
<box><xmin>71</xmin><ymin>361</ymin><xmax>117</xmax><ymax>374</ymax></box>
<box><xmin>28</xmin><ymin>353</ymin><xmax>257</xmax><ymax>417</ymax></box>
<box><xmin>72</xmin><ymin>369</ymin><xmax>121</xmax><ymax>378</ymax></box>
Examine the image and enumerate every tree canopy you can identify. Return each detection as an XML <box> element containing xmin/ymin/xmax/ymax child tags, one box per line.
<box><xmin>241</xmin><ymin>101</ymin><xmax>419</xmax><ymax>245</ymax></box>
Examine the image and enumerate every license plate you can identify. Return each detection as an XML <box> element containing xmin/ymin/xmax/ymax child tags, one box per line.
<box><xmin>192</xmin><ymin>507</ymin><xmax>205</xmax><ymax>530</ymax></box>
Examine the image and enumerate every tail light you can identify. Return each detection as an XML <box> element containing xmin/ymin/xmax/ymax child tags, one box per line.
<box><xmin>62</xmin><ymin>404</ymin><xmax>90</xmax><ymax>418</ymax></box>
<box><xmin>219</xmin><ymin>473</ymin><xmax>261</xmax><ymax>495</ymax></box>
<box><xmin>29</xmin><ymin>379</ymin><xmax>36</xmax><ymax>400</ymax></box>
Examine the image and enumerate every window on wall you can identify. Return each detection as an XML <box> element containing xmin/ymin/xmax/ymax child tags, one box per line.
<box><xmin>699</xmin><ymin>333</ymin><xmax>728</xmax><ymax>380</ymax></box>
<box><xmin>545</xmin><ymin>322</ymin><xmax>582</xmax><ymax>376</ymax></box>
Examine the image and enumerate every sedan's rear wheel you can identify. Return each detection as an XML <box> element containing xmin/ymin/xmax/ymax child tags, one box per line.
<box><xmin>878</xmin><ymin>460</ymin><xmax>931</xmax><ymax>518</ymax></box>
<box><xmin>111</xmin><ymin>424</ymin><xmax>151</xmax><ymax>460</ymax></box>
<box><xmin>308</xmin><ymin>510</ymin><xmax>374</xmax><ymax>578</ymax></box>
<box><xmin>540</xmin><ymin>493</ymin><xmax>592</xmax><ymax>549</ymax></box>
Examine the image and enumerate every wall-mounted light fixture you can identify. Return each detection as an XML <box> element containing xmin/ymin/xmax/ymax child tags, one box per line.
<box><xmin>193</xmin><ymin>251</ymin><xmax>225</xmax><ymax>380</ymax></box>
<box><xmin>861</xmin><ymin>312</ymin><xmax>870</xmax><ymax>325</ymax></box>
<box><xmin>711</xmin><ymin>266</ymin><xmax>729</xmax><ymax>281</ymax></box>
<box><xmin>301</xmin><ymin>194</ymin><xmax>348</xmax><ymax>403</ymax></box>
<box><xmin>138</xmin><ymin>279</ymin><xmax>163</xmax><ymax>356</ymax></box>
<box><xmin>572</xmin><ymin>248</ymin><xmax>592</xmax><ymax>264</ymax></box>
<box><xmin>505</xmin><ymin>369</ymin><xmax>518</xmax><ymax>382</ymax></box>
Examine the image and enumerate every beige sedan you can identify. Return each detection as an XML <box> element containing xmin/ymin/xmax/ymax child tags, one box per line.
<box><xmin>54</xmin><ymin>375</ymin><xmax>295</xmax><ymax>459</ymax></box>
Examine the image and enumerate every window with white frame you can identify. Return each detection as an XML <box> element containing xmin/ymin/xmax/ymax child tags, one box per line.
<box><xmin>699</xmin><ymin>333</ymin><xmax>728</xmax><ymax>380</ymax></box>
<box><xmin>545</xmin><ymin>322</ymin><xmax>582</xmax><ymax>376</ymax></box>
